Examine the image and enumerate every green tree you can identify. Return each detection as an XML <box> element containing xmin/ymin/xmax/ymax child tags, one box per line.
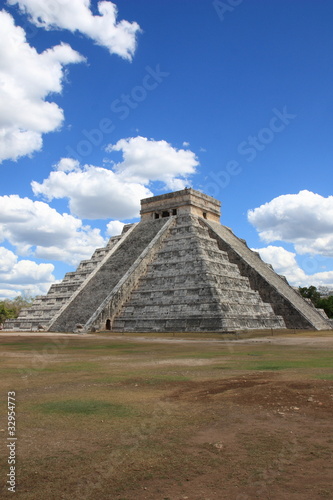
<box><xmin>298</xmin><ymin>286</ymin><xmax>321</xmax><ymax>307</ymax></box>
<box><xmin>299</xmin><ymin>285</ymin><xmax>333</xmax><ymax>318</ymax></box>
<box><xmin>0</xmin><ymin>295</ymin><xmax>35</xmax><ymax>324</ymax></box>
<box><xmin>317</xmin><ymin>296</ymin><xmax>333</xmax><ymax>318</ymax></box>
<box><xmin>0</xmin><ymin>302</ymin><xmax>11</xmax><ymax>324</ymax></box>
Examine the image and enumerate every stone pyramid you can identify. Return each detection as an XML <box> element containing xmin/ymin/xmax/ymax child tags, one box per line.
<box><xmin>5</xmin><ymin>188</ymin><xmax>331</xmax><ymax>332</ymax></box>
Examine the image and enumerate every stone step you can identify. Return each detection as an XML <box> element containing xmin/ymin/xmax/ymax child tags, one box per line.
<box><xmin>128</xmin><ymin>286</ymin><xmax>266</xmax><ymax>302</ymax></box>
<box><xmin>138</xmin><ymin>272</ymin><xmax>251</xmax><ymax>290</ymax></box>
<box><xmin>48</xmin><ymin>284</ymin><xmax>80</xmax><ymax>294</ymax></box>
<box><xmin>164</xmin><ymin>232</ymin><xmax>212</xmax><ymax>244</ymax></box>
<box><xmin>119</xmin><ymin>301</ymin><xmax>278</xmax><ymax>316</ymax></box>
<box><xmin>112</xmin><ymin>314</ymin><xmax>285</xmax><ymax>332</ymax></box>
<box><xmin>151</xmin><ymin>245</ymin><xmax>230</xmax><ymax>261</ymax></box>
<box><xmin>141</xmin><ymin>268</ymin><xmax>247</xmax><ymax>283</ymax></box>
<box><xmin>65</xmin><ymin>270</ymin><xmax>92</xmax><ymax>278</ymax></box>
<box><xmin>124</xmin><ymin>295</ymin><xmax>264</xmax><ymax>311</ymax></box>
<box><xmin>145</xmin><ymin>261</ymin><xmax>239</xmax><ymax>277</ymax></box>
<box><xmin>4</xmin><ymin>319</ymin><xmax>48</xmax><ymax>330</ymax></box>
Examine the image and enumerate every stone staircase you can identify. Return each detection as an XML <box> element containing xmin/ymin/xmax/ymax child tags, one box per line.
<box><xmin>112</xmin><ymin>215</ymin><xmax>286</xmax><ymax>332</ymax></box>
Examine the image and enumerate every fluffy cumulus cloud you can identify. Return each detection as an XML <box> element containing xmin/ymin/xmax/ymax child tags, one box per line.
<box><xmin>32</xmin><ymin>136</ymin><xmax>198</xmax><ymax>219</ymax></box>
<box><xmin>8</xmin><ymin>0</ymin><xmax>141</xmax><ymax>60</ymax></box>
<box><xmin>108</xmin><ymin>136</ymin><xmax>199</xmax><ymax>190</ymax></box>
<box><xmin>106</xmin><ymin>220</ymin><xmax>125</xmax><ymax>237</ymax></box>
<box><xmin>0</xmin><ymin>10</ymin><xmax>85</xmax><ymax>163</ymax></box>
<box><xmin>0</xmin><ymin>246</ymin><xmax>55</xmax><ymax>299</ymax></box>
<box><xmin>248</xmin><ymin>190</ymin><xmax>333</xmax><ymax>257</ymax></box>
<box><xmin>55</xmin><ymin>157</ymin><xmax>81</xmax><ymax>173</ymax></box>
<box><xmin>254</xmin><ymin>245</ymin><xmax>333</xmax><ymax>288</ymax></box>
<box><xmin>0</xmin><ymin>195</ymin><xmax>106</xmax><ymax>265</ymax></box>
<box><xmin>32</xmin><ymin>164</ymin><xmax>152</xmax><ymax>219</ymax></box>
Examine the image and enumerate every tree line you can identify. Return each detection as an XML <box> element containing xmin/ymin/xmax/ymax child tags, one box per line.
<box><xmin>0</xmin><ymin>296</ymin><xmax>35</xmax><ymax>325</ymax></box>
<box><xmin>298</xmin><ymin>286</ymin><xmax>333</xmax><ymax>318</ymax></box>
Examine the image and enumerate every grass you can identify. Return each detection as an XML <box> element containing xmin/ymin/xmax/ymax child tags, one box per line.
<box><xmin>315</xmin><ymin>373</ymin><xmax>333</xmax><ymax>380</ymax></box>
<box><xmin>245</xmin><ymin>355</ymin><xmax>333</xmax><ymax>370</ymax></box>
<box><xmin>42</xmin><ymin>361</ymin><xmax>102</xmax><ymax>372</ymax></box>
<box><xmin>35</xmin><ymin>400</ymin><xmax>135</xmax><ymax>417</ymax></box>
<box><xmin>62</xmin><ymin>343</ymin><xmax>133</xmax><ymax>351</ymax></box>
<box><xmin>246</xmin><ymin>351</ymin><xmax>333</xmax><ymax>370</ymax></box>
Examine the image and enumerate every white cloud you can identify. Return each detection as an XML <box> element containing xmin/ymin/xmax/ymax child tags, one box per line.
<box><xmin>0</xmin><ymin>246</ymin><xmax>55</xmax><ymax>299</ymax></box>
<box><xmin>0</xmin><ymin>247</ymin><xmax>17</xmax><ymax>272</ymax></box>
<box><xmin>107</xmin><ymin>136</ymin><xmax>199</xmax><ymax>190</ymax></box>
<box><xmin>106</xmin><ymin>220</ymin><xmax>125</xmax><ymax>236</ymax></box>
<box><xmin>55</xmin><ymin>157</ymin><xmax>81</xmax><ymax>172</ymax></box>
<box><xmin>254</xmin><ymin>245</ymin><xmax>306</xmax><ymax>283</ymax></box>
<box><xmin>32</xmin><ymin>137</ymin><xmax>198</xmax><ymax>219</ymax></box>
<box><xmin>0</xmin><ymin>195</ymin><xmax>106</xmax><ymax>265</ymax></box>
<box><xmin>0</xmin><ymin>289</ymin><xmax>20</xmax><ymax>300</ymax></box>
<box><xmin>0</xmin><ymin>10</ymin><xmax>85</xmax><ymax>162</ymax></box>
<box><xmin>254</xmin><ymin>245</ymin><xmax>333</xmax><ymax>288</ymax></box>
<box><xmin>32</xmin><ymin>164</ymin><xmax>152</xmax><ymax>219</ymax></box>
<box><xmin>8</xmin><ymin>0</ymin><xmax>141</xmax><ymax>60</ymax></box>
<box><xmin>248</xmin><ymin>190</ymin><xmax>333</xmax><ymax>257</ymax></box>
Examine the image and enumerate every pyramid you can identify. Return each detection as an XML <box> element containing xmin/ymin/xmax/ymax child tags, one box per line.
<box><xmin>5</xmin><ymin>188</ymin><xmax>331</xmax><ymax>332</ymax></box>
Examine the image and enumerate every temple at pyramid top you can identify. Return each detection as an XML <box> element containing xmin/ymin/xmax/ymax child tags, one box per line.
<box><xmin>140</xmin><ymin>188</ymin><xmax>221</xmax><ymax>222</ymax></box>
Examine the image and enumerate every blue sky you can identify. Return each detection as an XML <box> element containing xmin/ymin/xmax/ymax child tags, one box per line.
<box><xmin>1</xmin><ymin>0</ymin><xmax>333</xmax><ymax>299</ymax></box>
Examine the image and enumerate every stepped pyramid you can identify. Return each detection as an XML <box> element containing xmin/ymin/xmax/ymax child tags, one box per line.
<box><xmin>5</xmin><ymin>188</ymin><xmax>331</xmax><ymax>332</ymax></box>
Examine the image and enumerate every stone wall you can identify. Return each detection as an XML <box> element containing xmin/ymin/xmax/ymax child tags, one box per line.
<box><xmin>140</xmin><ymin>188</ymin><xmax>221</xmax><ymax>222</ymax></box>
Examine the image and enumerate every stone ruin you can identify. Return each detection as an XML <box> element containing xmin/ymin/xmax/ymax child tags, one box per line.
<box><xmin>5</xmin><ymin>188</ymin><xmax>332</xmax><ymax>333</ymax></box>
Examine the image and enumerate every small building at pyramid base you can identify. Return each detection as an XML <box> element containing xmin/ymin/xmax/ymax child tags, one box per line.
<box><xmin>5</xmin><ymin>188</ymin><xmax>332</xmax><ymax>333</ymax></box>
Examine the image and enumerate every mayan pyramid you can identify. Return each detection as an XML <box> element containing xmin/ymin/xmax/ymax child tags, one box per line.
<box><xmin>5</xmin><ymin>188</ymin><xmax>332</xmax><ymax>332</ymax></box>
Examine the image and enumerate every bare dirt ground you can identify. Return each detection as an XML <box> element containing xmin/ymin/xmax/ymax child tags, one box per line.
<box><xmin>120</xmin><ymin>371</ymin><xmax>333</xmax><ymax>500</ymax></box>
<box><xmin>0</xmin><ymin>331</ymin><xmax>332</xmax><ymax>500</ymax></box>
<box><xmin>1</xmin><ymin>329</ymin><xmax>333</xmax><ymax>346</ymax></box>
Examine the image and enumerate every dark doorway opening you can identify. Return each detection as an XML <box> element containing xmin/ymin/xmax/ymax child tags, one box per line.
<box><xmin>106</xmin><ymin>319</ymin><xmax>111</xmax><ymax>330</ymax></box>
<box><xmin>162</xmin><ymin>211</ymin><xmax>169</xmax><ymax>218</ymax></box>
